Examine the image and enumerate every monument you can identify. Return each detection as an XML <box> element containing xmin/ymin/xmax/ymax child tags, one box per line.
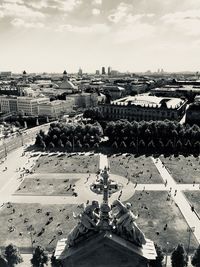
<box><xmin>55</xmin><ymin>167</ymin><xmax>156</xmax><ymax>267</ymax></box>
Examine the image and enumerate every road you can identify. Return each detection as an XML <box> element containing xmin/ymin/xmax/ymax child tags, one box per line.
<box><xmin>0</xmin><ymin>122</ymin><xmax>54</xmax><ymax>159</ymax></box>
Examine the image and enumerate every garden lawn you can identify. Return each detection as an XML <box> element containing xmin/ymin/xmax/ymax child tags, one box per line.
<box><xmin>109</xmin><ymin>155</ymin><xmax>162</xmax><ymax>183</ymax></box>
<box><xmin>160</xmin><ymin>155</ymin><xmax>200</xmax><ymax>183</ymax></box>
<box><xmin>14</xmin><ymin>176</ymin><xmax>78</xmax><ymax>196</ymax></box>
<box><xmin>0</xmin><ymin>203</ymin><xmax>79</xmax><ymax>251</ymax></box>
<box><xmin>34</xmin><ymin>154</ymin><xmax>99</xmax><ymax>174</ymax></box>
<box><xmin>126</xmin><ymin>191</ymin><xmax>198</xmax><ymax>252</ymax></box>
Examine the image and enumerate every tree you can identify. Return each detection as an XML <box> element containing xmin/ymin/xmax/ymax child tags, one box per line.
<box><xmin>165</xmin><ymin>140</ymin><xmax>173</xmax><ymax>152</ymax></box>
<box><xmin>158</xmin><ymin>140</ymin><xmax>164</xmax><ymax>152</ymax></box>
<box><xmin>176</xmin><ymin>140</ymin><xmax>183</xmax><ymax>152</ymax></box>
<box><xmin>130</xmin><ymin>141</ymin><xmax>136</xmax><ymax>151</ymax></box>
<box><xmin>0</xmin><ymin>254</ymin><xmax>8</xmax><ymax>267</ymax></box>
<box><xmin>120</xmin><ymin>141</ymin><xmax>127</xmax><ymax>150</ymax></box>
<box><xmin>39</xmin><ymin>130</ymin><xmax>45</xmax><ymax>139</ymax></box>
<box><xmin>93</xmin><ymin>143</ymin><xmax>99</xmax><ymax>149</ymax></box>
<box><xmin>193</xmin><ymin>141</ymin><xmax>200</xmax><ymax>154</ymax></box>
<box><xmin>84</xmin><ymin>143</ymin><xmax>90</xmax><ymax>149</ymax></box>
<box><xmin>49</xmin><ymin>142</ymin><xmax>55</xmax><ymax>150</ymax></box>
<box><xmin>150</xmin><ymin>243</ymin><xmax>164</xmax><ymax>267</ymax></box>
<box><xmin>31</xmin><ymin>246</ymin><xmax>48</xmax><ymax>267</ymax></box>
<box><xmin>185</xmin><ymin>140</ymin><xmax>192</xmax><ymax>151</ymax></box>
<box><xmin>57</xmin><ymin>139</ymin><xmax>64</xmax><ymax>148</ymax></box>
<box><xmin>191</xmin><ymin>245</ymin><xmax>200</xmax><ymax>267</ymax></box>
<box><xmin>148</xmin><ymin>140</ymin><xmax>155</xmax><ymax>151</ymax></box>
<box><xmin>171</xmin><ymin>244</ymin><xmax>188</xmax><ymax>267</ymax></box>
<box><xmin>40</xmin><ymin>141</ymin><xmax>46</xmax><ymax>151</ymax></box>
<box><xmin>139</xmin><ymin>139</ymin><xmax>145</xmax><ymax>150</ymax></box>
<box><xmin>4</xmin><ymin>244</ymin><xmax>23</xmax><ymax>267</ymax></box>
<box><xmin>35</xmin><ymin>134</ymin><xmax>43</xmax><ymax>147</ymax></box>
<box><xmin>76</xmin><ymin>140</ymin><xmax>82</xmax><ymax>149</ymax></box>
<box><xmin>52</xmin><ymin>134</ymin><xmax>58</xmax><ymax>145</ymax></box>
<box><xmin>65</xmin><ymin>140</ymin><xmax>72</xmax><ymax>151</ymax></box>
<box><xmin>50</xmin><ymin>250</ymin><xmax>62</xmax><ymax>267</ymax></box>
<box><xmin>112</xmin><ymin>141</ymin><xmax>118</xmax><ymax>150</ymax></box>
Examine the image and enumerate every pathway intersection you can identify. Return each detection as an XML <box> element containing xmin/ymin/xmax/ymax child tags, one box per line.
<box><xmin>0</xmin><ymin>150</ymin><xmax>200</xmax><ymax>255</ymax></box>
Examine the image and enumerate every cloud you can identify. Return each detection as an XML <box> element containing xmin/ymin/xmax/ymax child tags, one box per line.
<box><xmin>3</xmin><ymin>0</ymin><xmax>24</xmax><ymax>3</ymax></box>
<box><xmin>92</xmin><ymin>0</ymin><xmax>102</xmax><ymax>5</ymax></box>
<box><xmin>0</xmin><ymin>2</ymin><xmax>45</xmax><ymax>19</ymax></box>
<box><xmin>0</xmin><ymin>10</ymin><xmax>4</xmax><ymax>18</ymax></box>
<box><xmin>27</xmin><ymin>0</ymin><xmax>48</xmax><ymax>9</ymax></box>
<box><xmin>108</xmin><ymin>2</ymin><xmax>130</xmax><ymax>23</ymax></box>
<box><xmin>92</xmin><ymin>8</ymin><xmax>100</xmax><ymax>15</ymax></box>
<box><xmin>11</xmin><ymin>18</ymin><xmax>44</xmax><ymax>28</ymax></box>
<box><xmin>57</xmin><ymin>23</ymin><xmax>109</xmax><ymax>34</ymax></box>
<box><xmin>125</xmin><ymin>13</ymin><xmax>155</xmax><ymax>23</ymax></box>
<box><xmin>161</xmin><ymin>10</ymin><xmax>200</xmax><ymax>36</ymax></box>
<box><xmin>53</xmin><ymin>0</ymin><xmax>82</xmax><ymax>11</ymax></box>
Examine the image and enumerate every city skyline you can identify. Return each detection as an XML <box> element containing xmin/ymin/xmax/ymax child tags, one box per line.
<box><xmin>0</xmin><ymin>0</ymin><xmax>200</xmax><ymax>73</ymax></box>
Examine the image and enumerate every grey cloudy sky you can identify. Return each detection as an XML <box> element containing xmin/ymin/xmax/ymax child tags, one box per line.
<box><xmin>0</xmin><ymin>0</ymin><xmax>200</xmax><ymax>73</ymax></box>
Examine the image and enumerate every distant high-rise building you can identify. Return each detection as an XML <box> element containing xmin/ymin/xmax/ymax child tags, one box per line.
<box><xmin>102</xmin><ymin>67</ymin><xmax>106</xmax><ymax>75</ymax></box>
<box><xmin>78</xmin><ymin>68</ymin><xmax>83</xmax><ymax>76</ymax></box>
<box><xmin>108</xmin><ymin>66</ymin><xmax>111</xmax><ymax>76</ymax></box>
<box><xmin>96</xmin><ymin>70</ymin><xmax>100</xmax><ymax>75</ymax></box>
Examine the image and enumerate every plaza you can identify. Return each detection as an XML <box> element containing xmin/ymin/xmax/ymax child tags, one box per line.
<box><xmin>1</xmin><ymin>146</ymin><xmax>200</xmax><ymax>264</ymax></box>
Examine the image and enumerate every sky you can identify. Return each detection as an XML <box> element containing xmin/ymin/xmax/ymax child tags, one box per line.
<box><xmin>0</xmin><ymin>0</ymin><xmax>200</xmax><ymax>73</ymax></box>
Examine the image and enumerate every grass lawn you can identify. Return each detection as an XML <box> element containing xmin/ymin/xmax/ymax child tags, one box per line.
<box><xmin>0</xmin><ymin>203</ymin><xmax>79</xmax><ymax>251</ymax></box>
<box><xmin>14</xmin><ymin>177</ymin><xmax>78</xmax><ymax>196</ymax></box>
<box><xmin>109</xmin><ymin>155</ymin><xmax>163</xmax><ymax>184</ymax></box>
<box><xmin>160</xmin><ymin>155</ymin><xmax>200</xmax><ymax>184</ymax></box>
<box><xmin>33</xmin><ymin>154</ymin><xmax>99</xmax><ymax>174</ymax></box>
<box><xmin>126</xmin><ymin>191</ymin><xmax>198</xmax><ymax>252</ymax></box>
<box><xmin>184</xmin><ymin>191</ymin><xmax>200</xmax><ymax>216</ymax></box>
<box><xmin>0</xmin><ymin>191</ymin><xmax>198</xmax><ymax>253</ymax></box>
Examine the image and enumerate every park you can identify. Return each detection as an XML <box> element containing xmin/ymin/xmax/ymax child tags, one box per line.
<box><xmin>1</xmin><ymin>150</ymin><xmax>200</xmax><ymax>263</ymax></box>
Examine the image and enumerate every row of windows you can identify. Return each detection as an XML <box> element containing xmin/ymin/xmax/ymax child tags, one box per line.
<box><xmin>101</xmin><ymin>107</ymin><xmax>175</xmax><ymax>117</ymax></box>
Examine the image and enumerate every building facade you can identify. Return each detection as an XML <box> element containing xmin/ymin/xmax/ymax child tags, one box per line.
<box><xmin>38</xmin><ymin>99</ymin><xmax>75</xmax><ymax>118</ymax></box>
<box><xmin>69</xmin><ymin>93</ymin><xmax>98</xmax><ymax>108</ymax></box>
<box><xmin>17</xmin><ymin>97</ymin><xmax>49</xmax><ymax>116</ymax></box>
<box><xmin>99</xmin><ymin>95</ymin><xmax>187</xmax><ymax>121</ymax></box>
<box><xmin>102</xmin><ymin>85</ymin><xmax>126</xmax><ymax>100</ymax></box>
<box><xmin>0</xmin><ymin>96</ymin><xmax>18</xmax><ymax>114</ymax></box>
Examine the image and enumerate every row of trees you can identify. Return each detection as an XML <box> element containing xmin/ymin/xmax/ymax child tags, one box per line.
<box><xmin>105</xmin><ymin>120</ymin><xmax>200</xmax><ymax>155</ymax></box>
<box><xmin>0</xmin><ymin>244</ymin><xmax>61</xmax><ymax>267</ymax></box>
<box><xmin>35</xmin><ymin>119</ymin><xmax>200</xmax><ymax>155</ymax></box>
<box><xmin>2</xmin><ymin>243</ymin><xmax>200</xmax><ymax>267</ymax></box>
<box><xmin>151</xmin><ymin>243</ymin><xmax>200</xmax><ymax>267</ymax></box>
<box><xmin>35</xmin><ymin>122</ymin><xmax>103</xmax><ymax>151</ymax></box>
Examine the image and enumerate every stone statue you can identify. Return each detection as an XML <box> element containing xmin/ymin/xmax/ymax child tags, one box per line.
<box><xmin>111</xmin><ymin>200</ymin><xmax>146</xmax><ymax>247</ymax></box>
<box><xmin>67</xmin><ymin>201</ymin><xmax>100</xmax><ymax>247</ymax></box>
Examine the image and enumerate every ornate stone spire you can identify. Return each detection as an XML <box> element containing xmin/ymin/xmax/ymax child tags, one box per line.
<box><xmin>98</xmin><ymin>167</ymin><xmax>111</xmax><ymax>230</ymax></box>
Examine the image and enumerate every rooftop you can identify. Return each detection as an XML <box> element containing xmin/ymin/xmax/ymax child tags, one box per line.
<box><xmin>153</xmin><ymin>85</ymin><xmax>200</xmax><ymax>92</ymax></box>
<box><xmin>112</xmin><ymin>95</ymin><xmax>185</xmax><ymax>109</ymax></box>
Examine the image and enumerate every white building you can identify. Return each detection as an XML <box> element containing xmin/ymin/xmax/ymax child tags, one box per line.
<box><xmin>38</xmin><ymin>98</ymin><xmax>75</xmax><ymax>118</ymax></box>
<box><xmin>17</xmin><ymin>97</ymin><xmax>49</xmax><ymax>116</ymax></box>
<box><xmin>0</xmin><ymin>96</ymin><xmax>18</xmax><ymax>114</ymax></box>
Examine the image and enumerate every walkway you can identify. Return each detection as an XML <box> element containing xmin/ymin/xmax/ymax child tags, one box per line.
<box><xmin>152</xmin><ymin>157</ymin><xmax>200</xmax><ymax>244</ymax></box>
<box><xmin>0</xmin><ymin>145</ymin><xmax>40</xmax><ymax>209</ymax></box>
